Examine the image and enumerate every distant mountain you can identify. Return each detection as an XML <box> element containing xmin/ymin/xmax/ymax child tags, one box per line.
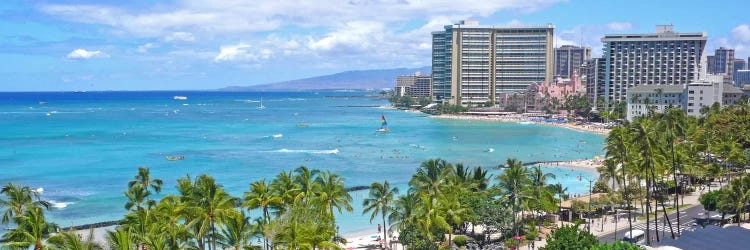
<box><xmin>221</xmin><ymin>66</ymin><xmax>430</xmax><ymax>91</ymax></box>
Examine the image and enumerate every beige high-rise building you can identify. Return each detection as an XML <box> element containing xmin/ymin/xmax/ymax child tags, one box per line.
<box><xmin>432</xmin><ymin>20</ymin><xmax>554</xmax><ymax>105</ymax></box>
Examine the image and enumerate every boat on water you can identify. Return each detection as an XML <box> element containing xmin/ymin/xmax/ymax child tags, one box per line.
<box><xmin>257</xmin><ymin>97</ymin><xmax>266</xmax><ymax>109</ymax></box>
<box><xmin>165</xmin><ymin>155</ymin><xmax>185</xmax><ymax>161</ymax></box>
<box><xmin>376</xmin><ymin>113</ymin><xmax>390</xmax><ymax>132</ymax></box>
<box><xmin>486</xmin><ymin>148</ymin><xmax>495</xmax><ymax>153</ymax></box>
<box><xmin>296</xmin><ymin>123</ymin><xmax>309</xmax><ymax>128</ymax></box>
<box><xmin>173</xmin><ymin>96</ymin><xmax>188</xmax><ymax>100</ymax></box>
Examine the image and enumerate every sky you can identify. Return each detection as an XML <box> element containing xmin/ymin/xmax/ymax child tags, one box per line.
<box><xmin>1</xmin><ymin>0</ymin><xmax>749</xmax><ymax>91</ymax></box>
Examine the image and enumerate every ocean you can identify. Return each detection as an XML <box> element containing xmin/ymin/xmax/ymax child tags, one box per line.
<box><xmin>0</xmin><ymin>91</ymin><xmax>602</xmax><ymax>234</ymax></box>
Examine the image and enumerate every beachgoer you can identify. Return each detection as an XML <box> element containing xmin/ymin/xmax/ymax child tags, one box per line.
<box><xmin>377</xmin><ymin>224</ymin><xmax>381</xmax><ymax>233</ymax></box>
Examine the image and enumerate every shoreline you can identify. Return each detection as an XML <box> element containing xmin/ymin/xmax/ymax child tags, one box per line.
<box><xmin>57</xmin><ymin>158</ymin><xmax>603</xmax><ymax>247</ymax></box>
<box><xmin>430</xmin><ymin>113</ymin><xmax>611</xmax><ymax>136</ymax></box>
<box><xmin>43</xmin><ymin>110</ymin><xmax>607</xmax><ymax>246</ymax></box>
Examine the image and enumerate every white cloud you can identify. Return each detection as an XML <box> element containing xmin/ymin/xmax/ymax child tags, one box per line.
<box><xmin>308</xmin><ymin>21</ymin><xmax>385</xmax><ymax>52</ymax></box>
<box><xmin>137</xmin><ymin>43</ymin><xmax>157</xmax><ymax>53</ymax></box>
<box><xmin>711</xmin><ymin>24</ymin><xmax>750</xmax><ymax>61</ymax></box>
<box><xmin>506</xmin><ymin>19</ymin><xmax>524</xmax><ymax>26</ymax></box>
<box><xmin>163</xmin><ymin>32</ymin><xmax>196</xmax><ymax>42</ymax></box>
<box><xmin>606</xmin><ymin>22</ymin><xmax>633</xmax><ymax>31</ymax></box>
<box><xmin>67</xmin><ymin>49</ymin><xmax>108</xmax><ymax>59</ymax></box>
<box><xmin>732</xmin><ymin>24</ymin><xmax>750</xmax><ymax>42</ymax></box>
<box><xmin>41</xmin><ymin>0</ymin><xmax>565</xmax><ymax>69</ymax></box>
<box><xmin>214</xmin><ymin>44</ymin><xmax>273</xmax><ymax>62</ymax></box>
<box><xmin>39</xmin><ymin>0</ymin><xmax>563</xmax><ymax>38</ymax></box>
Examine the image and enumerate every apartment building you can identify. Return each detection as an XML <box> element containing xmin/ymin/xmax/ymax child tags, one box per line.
<box><xmin>432</xmin><ymin>20</ymin><xmax>554</xmax><ymax>105</ymax></box>
<box><xmin>602</xmin><ymin>25</ymin><xmax>707</xmax><ymax>105</ymax></box>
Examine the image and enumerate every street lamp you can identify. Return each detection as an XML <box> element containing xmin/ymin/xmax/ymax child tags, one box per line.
<box><xmin>581</xmin><ymin>176</ymin><xmax>597</xmax><ymax>233</ymax></box>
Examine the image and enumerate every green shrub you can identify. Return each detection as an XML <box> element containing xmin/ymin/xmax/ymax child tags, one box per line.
<box><xmin>505</xmin><ymin>238</ymin><xmax>519</xmax><ymax>249</ymax></box>
<box><xmin>540</xmin><ymin>222</ymin><xmax>598</xmax><ymax>250</ymax></box>
<box><xmin>452</xmin><ymin>235</ymin><xmax>468</xmax><ymax>248</ymax></box>
<box><xmin>543</xmin><ymin>220</ymin><xmax>552</xmax><ymax>227</ymax></box>
<box><xmin>589</xmin><ymin>241</ymin><xmax>641</xmax><ymax>249</ymax></box>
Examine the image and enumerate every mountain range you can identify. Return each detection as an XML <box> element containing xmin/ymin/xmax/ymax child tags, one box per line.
<box><xmin>221</xmin><ymin>66</ymin><xmax>430</xmax><ymax>91</ymax></box>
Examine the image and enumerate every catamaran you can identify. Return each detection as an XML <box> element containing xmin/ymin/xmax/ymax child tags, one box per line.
<box><xmin>376</xmin><ymin>113</ymin><xmax>390</xmax><ymax>132</ymax></box>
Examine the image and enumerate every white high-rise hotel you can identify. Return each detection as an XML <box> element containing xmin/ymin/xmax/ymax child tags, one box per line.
<box><xmin>601</xmin><ymin>25</ymin><xmax>707</xmax><ymax>105</ymax></box>
<box><xmin>432</xmin><ymin>20</ymin><xmax>554</xmax><ymax>105</ymax></box>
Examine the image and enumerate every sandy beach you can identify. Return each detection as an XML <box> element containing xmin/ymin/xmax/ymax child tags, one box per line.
<box><xmin>432</xmin><ymin>114</ymin><xmax>611</xmax><ymax>136</ymax></box>
<box><xmin>344</xmin><ymin>229</ymin><xmax>404</xmax><ymax>250</ymax></box>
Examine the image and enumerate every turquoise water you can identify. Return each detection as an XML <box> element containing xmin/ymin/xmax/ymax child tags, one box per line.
<box><xmin>0</xmin><ymin>91</ymin><xmax>601</xmax><ymax>233</ymax></box>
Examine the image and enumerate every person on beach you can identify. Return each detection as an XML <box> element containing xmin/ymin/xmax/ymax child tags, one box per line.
<box><xmin>377</xmin><ymin>224</ymin><xmax>381</xmax><ymax>233</ymax></box>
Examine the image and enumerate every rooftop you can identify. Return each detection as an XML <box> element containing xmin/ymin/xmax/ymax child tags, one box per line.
<box><xmin>627</xmin><ymin>84</ymin><xmax>684</xmax><ymax>93</ymax></box>
<box><xmin>724</xmin><ymin>84</ymin><xmax>744</xmax><ymax>94</ymax></box>
<box><xmin>560</xmin><ymin>193</ymin><xmax>606</xmax><ymax>208</ymax></box>
<box><xmin>444</xmin><ymin>19</ymin><xmax>554</xmax><ymax>30</ymax></box>
<box><xmin>602</xmin><ymin>25</ymin><xmax>706</xmax><ymax>42</ymax></box>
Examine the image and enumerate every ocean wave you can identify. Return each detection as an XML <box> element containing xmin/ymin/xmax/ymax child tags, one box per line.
<box><xmin>235</xmin><ymin>99</ymin><xmax>260</xmax><ymax>103</ymax></box>
<box><xmin>49</xmin><ymin>200</ymin><xmax>74</xmax><ymax>209</ymax></box>
<box><xmin>270</xmin><ymin>148</ymin><xmax>339</xmax><ymax>154</ymax></box>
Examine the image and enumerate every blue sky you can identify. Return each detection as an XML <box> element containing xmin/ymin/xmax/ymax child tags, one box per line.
<box><xmin>1</xmin><ymin>0</ymin><xmax>749</xmax><ymax>91</ymax></box>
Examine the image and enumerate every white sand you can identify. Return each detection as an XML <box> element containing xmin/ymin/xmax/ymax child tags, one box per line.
<box><xmin>432</xmin><ymin>114</ymin><xmax>611</xmax><ymax>136</ymax></box>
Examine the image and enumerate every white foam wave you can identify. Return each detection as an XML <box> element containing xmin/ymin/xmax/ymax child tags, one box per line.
<box><xmin>272</xmin><ymin>133</ymin><xmax>283</xmax><ymax>138</ymax></box>
<box><xmin>235</xmin><ymin>99</ymin><xmax>260</xmax><ymax>103</ymax></box>
<box><xmin>33</xmin><ymin>187</ymin><xmax>44</xmax><ymax>194</ymax></box>
<box><xmin>271</xmin><ymin>148</ymin><xmax>339</xmax><ymax>154</ymax></box>
<box><xmin>49</xmin><ymin>200</ymin><xmax>74</xmax><ymax>209</ymax></box>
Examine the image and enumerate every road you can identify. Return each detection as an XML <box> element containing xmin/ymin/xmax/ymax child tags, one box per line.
<box><xmin>598</xmin><ymin>204</ymin><xmax>718</xmax><ymax>243</ymax></box>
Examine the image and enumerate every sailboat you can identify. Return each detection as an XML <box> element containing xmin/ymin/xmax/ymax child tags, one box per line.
<box><xmin>376</xmin><ymin>113</ymin><xmax>390</xmax><ymax>132</ymax></box>
<box><xmin>257</xmin><ymin>97</ymin><xmax>266</xmax><ymax>109</ymax></box>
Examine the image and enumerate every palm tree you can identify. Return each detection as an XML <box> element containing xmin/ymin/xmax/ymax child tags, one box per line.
<box><xmin>190</xmin><ymin>175</ymin><xmax>239</xmax><ymax>250</ymax></box>
<box><xmin>496</xmin><ymin>158</ymin><xmax>531</xmax><ymax>237</ymax></box>
<box><xmin>631</xmin><ymin>118</ymin><xmax>674</xmax><ymax>242</ymax></box>
<box><xmin>471</xmin><ymin>166</ymin><xmax>492</xmax><ymax>191</ymax></box>
<box><xmin>548</xmin><ymin>183</ymin><xmax>568</xmax><ymax>217</ymax></box>
<box><xmin>141</xmin><ymin>229</ymin><xmax>170</xmax><ymax>250</ymax></box>
<box><xmin>662</xmin><ymin>107</ymin><xmax>686</xmax><ymax>236</ymax></box>
<box><xmin>106</xmin><ymin>228</ymin><xmax>137</xmax><ymax>250</ymax></box>
<box><xmin>124</xmin><ymin>185</ymin><xmax>155</xmax><ymax>211</ymax></box>
<box><xmin>218</xmin><ymin>211</ymin><xmax>254</xmax><ymax>250</ymax></box>
<box><xmin>410</xmin><ymin>159</ymin><xmax>450</xmax><ymax>199</ymax></box>
<box><xmin>243</xmin><ymin>179</ymin><xmax>282</xmax><ymax>250</ymax></box>
<box><xmin>597</xmin><ymin>159</ymin><xmax>621</xmax><ymax>239</ymax></box>
<box><xmin>128</xmin><ymin>167</ymin><xmax>164</xmax><ymax>195</ymax></box>
<box><xmin>2</xmin><ymin>207</ymin><xmax>58</xmax><ymax>250</ymax></box>
<box><xmin>438</xmin><ymin>183</ymin><xmax>470</xmax><ymax>246</ymax></box>
<box><xmin>0</xmin><ymin>183</ymin><xmax>51</xmax><ymax>224</ymax></box>
<box><xmin>269</xmin><ymin>170</ymin><xmax>300</xmax><ymax>213</ymax></box>
<box><xmin>452</xmin><ymin>163</ymin><xmax>471</xmax><ymax>184</ymax></box>
<box><xmin>153</xmin><ymin>195</ymin><xmax>189</xmax><ymax>249</ymax></box>
<box><xmin>121</xmin><ymin>207</ymin><xmax>156</xmax><ymax>250</ymax></box>
<box><xmin>388</xmin><ymin>191</ymin><xmax>419</xmax><ymax>234</ymax></box>
<box><xmin>314</xmin><ymin>170</ymin><xmax>353</xmax><ymax>225</ymax></box>
<box><xmin>413</xmin><ymin>193</ymin><xmax>450</xmax><ymax>243</ymax></box>
<box><xmin>293</xmin><ymin>166</ymin><xmax>320</xmax><ymax>203</ymax></box>
<box><xmin>529</xmin><ymin>165</ymin><xmax>556</xmax><ymax>233</ymax></box>
<box><xmin>48</xmin><ymin>229</ymin><xmax>104</xmax><ymax>250</ymax></box>
<box><xmin>363</xmin><ymin>180</ymin><xmax>398</xmax><ymax>249</ymax></box>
